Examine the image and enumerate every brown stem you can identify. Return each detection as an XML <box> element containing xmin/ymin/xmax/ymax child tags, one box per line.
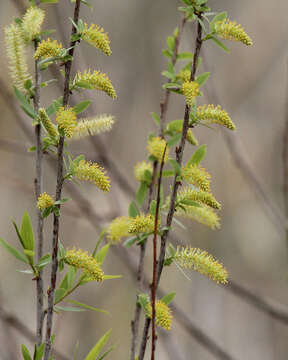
<box><xmin>32</xmin><ymin>19</ymin><xmax>44</xmax><ymax>344</ymax></box>
<box><xmin>130</xmin><ymin>161</ymin><xmax>158</xmax><ymax>360</ymax></box>
<box><xmin>130</xmin><ymin>16</ymin><xmax>187</xmax><ymax>359</ymax></box>
<box><xmin>151</xmin><ymin>147</ymin><xmax>166</xmax><ymax>360</ymax></box>
<box><xmin>139</xmin><ymin>15</ymin><xmax>203</xmax><ymax>360</ymax></box>
<box><xmin>43</xmin><ymin>1</ymin><xmax>81</xmax><ymax>358</ymax></box>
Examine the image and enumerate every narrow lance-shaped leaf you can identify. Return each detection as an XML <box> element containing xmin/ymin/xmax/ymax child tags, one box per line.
<box><xmin>85</xmin><ymin>329</ymin><xmax>112</xmax><ymax>360</ymax></box>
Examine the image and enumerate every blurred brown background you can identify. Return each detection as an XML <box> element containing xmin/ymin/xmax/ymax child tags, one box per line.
<box><xmin>0</xmin><ymin>0</ymin><xmax>288</xmax><ymax>359</ymax></box>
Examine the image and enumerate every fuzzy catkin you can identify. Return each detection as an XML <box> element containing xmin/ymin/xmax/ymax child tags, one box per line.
<box><xmin>4</xmin><ymin>23</ymin><xmax>31</xmax><ymax>90</ymax></box>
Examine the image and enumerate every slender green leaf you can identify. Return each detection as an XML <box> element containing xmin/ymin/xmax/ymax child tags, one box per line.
<box><xmin>128</xmin><ymin>202</ymin><xmax>139</xmax><ymax>218</ymax></box>
<box><xmin>54</xmin><ymin>288</ymin><xmax>67</xmax><ymax>304</ymax></box>
<box><xmin>151</xmin><ymin>112</ymin><xmax>160</xmax><ymax>125</ymax></box>
<box><xmin>195</xmin><ymin>72</ymin><xmax>210</xmax><ymax>87</ymax></box>
<box><xmin>55</xmin><ymin>305</ymin><xmax>85</xmax><ymax>312</ymax></box>
<box><xmin>73</xmin><ymin>100</ymin><xmax>91</xmax><ymax>114</ymax></box>
<box><xmin>94</xmin><ymin>244</ymin><xmax>110</xmax><ymax>264</ymax></box>
<box><xmin>67</xmin><ymin>300</ymin><xmax>110</xmax><ymax>315</ymax></box>
<box><xmin>169</xmin><ymin>159</ymin><xmax>181</xmax><ymax>175</ymax></box>
<box><xmin>187</xmin><ymin>144</ymin><xmax>207</xmax><ymax>166</ymax></box>
<box><xmin>22</xmin><ymin>345</ymin><xmax>32</xmax><ymax>360</ymax></box>
<box><xmin>136</xmin><ymin>182</ymin><xmax>148</xmax><ymax>206</ymax></box>
<box><xmin>167</xmin><ymin>133</ymin><xmax>182</xmax><ymax>146</ymax></box>
<box><xmin>92</xmin><ymin>229</ymin><xmax>106</xmax><ymax>257</ymax></box>
<box><xmin>123</xmin><ymin>236</ymin><xmax>138</xmax><ymax>248</ymax></box>
<box><xmin>209</xmin><ymin>11</ymin><xmax>227</xmax><ymax>32</ymax></box>
<box><xmin>210</xmin><ymin>36</ymin><xmax>229</xmax><ymax>53</ymax></box>
<box><xmin>0</xmin><ymin>238</ymin><xmax>28</xmax><ymax>264</ymax></box>
<box><xmin>85</xmin><ymin>330</ymin><xmax>112</xmax><ymax>360</ymax></box>
<box><xmin>161</xmin><ymin>292</ymin><xmax>176</xmax><ymax>305</ymax></box>
<box><xmin>102</xmin><ymin>275</ymin><xmax>122</xmax><ymax>280</ymax></box>
<box><xmin>20</xmin><ymin>212</ymin><xmax>35</xmax><ymax>251</ymax></box>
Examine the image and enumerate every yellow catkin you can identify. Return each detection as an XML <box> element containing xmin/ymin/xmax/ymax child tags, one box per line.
<box><xmin>176</xmin><ymin>69</ymin><xmax>191</xmax><ymax>83</ymax></box>
<box><xmin>22</xmin><ymin>6</ymin><xmax>45</xmax><ymax>42</ymax></box>
<box><xmin>196</xmin><ymin>104</ymin><xmax>235</xmax><ymax>130</ymax></box>
<box><xmin>34</xmin><ymin>38</ymin><xmax>63</xmax><ymax>60</ymax></box>
<box><xmin>74</xmin><ymin>160</ymin><xmax>110</xmax><ymax>192</ymax></box>
<box><xmin>56</xmin><ymin>107</ymin><xmax>77</xmax><ymax>138</ymax></box>
<box><xmin>71</xmin><ymin>115</ymin><xmax>115</xmax><ymax>140</ymax></box>
<box><xmin>215</xmin><ymin>19</ymin><xmax>252</xmax><ymax>46</ymax></box>
<box><xmin>81</xmin><ymin>23</ymin><xmax>111</xmax><ymax>56</ymax></box>
<box><xmin>177</xmin><ymin>187</ymin><xmax>221</xmax><ymax>210</ymax></box>
<box><xmin>181</xmin><ymin>81</ymin><xmax>199</xmax><ymax>106</ymax></box>
<box><xmin>174</xmin><ymin>247</ymin><xmax>228</xmax><ymax>284</ymax></box>
<box><xmin>146</xmin><ymin>301</ymin><xmax>172</xmax><ymax>330</ymax></box>
<box><xmin>64</xmin><ymin>248</ymin><xmax>104</xmax><ymax>282</ymax></box>
<box><xmin>134</xmin><ymin>161</ymin><xmax>153</xmax><ymax>182</ymax></box>
<box><xmin>107</xmin><ymin>216</ymin><xmax>132</xmax><ymax>244</ymax></box>
<box><xmin>38</xmin><ymin>108</ymin><xmax>58</xmax><ymax>138</ymax></box>
<box><xmin>182</xmin><ymin>164</ymin><xmax>211</xmax><ymax>192</ymax></box>
<box><xmin>128</xmin><ymin>214</ymin><xmax>155</xmax><ymax>234</ymax></box>
<box><xmin>72</xmin><ymin>70</ymin><xmax>117</xmax><ymax>99</ymax></box>
<box><xmin>176</xmin><ymin>204</ymin><xmax>220</xmax><ymax>230</ymax></box>
<box><xmin>4</xmin><ymin>23</ymin><xmax>32</xmax><ymax>90</ymax></box>
<box><xmin>147</xmin><ymin>137</ymin><xmax>169</xmax><ymax>163</ymax></box>
<box><xmin>37</xmin><ymin>192</ymin><xmax>54</xmax><ymax>210</ymax></box>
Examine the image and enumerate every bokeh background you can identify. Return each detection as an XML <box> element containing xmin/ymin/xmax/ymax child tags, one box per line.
<box><xmin>0</xmin><ymin>0</ymin><xmax>288</xmax><ymax>359</ymax></box>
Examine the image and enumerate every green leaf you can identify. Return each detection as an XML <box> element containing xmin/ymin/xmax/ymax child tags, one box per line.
<box><xmin>167</xmin><ymin>133</ymin><xmax>182</xmax><ymax>146</ymax></box>
<box><xmin>123</xmin><ymin>236</ymin><xmax>138</xmax><ymax>248</ymax></box>
<box><xmin>162</xmin><ymin>49</ymin><xmax>173</xmax><ymax>58</ymax></box>
<box><xmin>209</xmin><ymin>11</ymin><xmax>227</xmax><ymax>32</ymax></box>
<box><xmin>151</xmin><ymin>112</ymin><xmax>160</xmax><ymax>126</ymax></box>
<box><xmin>102</xmin><ymin>275</ymin><xmax>122</xmax><ymax>280</ymax></box>
<box><xmin>195</xmin><ymin>72</ymin><xmax>210</xmax><ymax>87</ymax></box>
<box><xmin>161</xmin><ymin>71</ymin><xmax>175</xmax><ymax>80</ymax></box>
<box><xmin>34</xmin><ymin>344</ymin><xmax>44</xmax><ymax>360</ymax></box>
<box><xmin>97</xmin><ymin>346</ymin><xmax>115</xmax><ymax>360</ymax></box>
<box><xmin>85</xmin><ymin>329</ymin><xmax>112</xmax><ymax>360</ymax></box>
<box><xmin>13</xmin><ymin>87</ymin><xmax>37</xmax><ymax>119</ymax></box>
<box><xmin>12</xmin><ymin>219</ymin><xmax>25</xmax><ymax>249</ymax></box>
<box><xmin>161</xmin><ymin>292</ymin><xmax>176</xmax><ymax>305</ymax></box>
<box><xmin>162</xmin><ymin>170</ymin><xmax>174</xmax><ymax>178</ymax></box>
<box><xmin>179</xmin><ymin>199</ymin><xmax>202</xmax><ymax>207</ymax></box>
<box><xmin>177</xmin><ymin>52</ymin><xmax>194</xmax><ymax>60</ymax></box>
<box><xmin>138</xmin><ymin>293</ymin><xmax>149</xmax><ymax>309</ymax></box>
<box><xmin>128</xmin><ymin>202</ymin><xmax>139</xmax><ymax>218</ymax></box>
<box><xmin>54</xmin><ymin>288</ymin><xmax>67</xmax><ymax>304</ymax></box>
<box><xmin>187</xmin><ymin>144</ymin><xmax>207</xmax><ymax>166</ymax></box>
<box><xmin>169</xmin><ymin>159</ymin><xmax>181</xmax><ymax>175</ymax></box>
<box><xmin>46</xmin><ymin>97</ymin><xmax>63</xmax><ymax>116</ymax></box>
<box><xmin>21</xmin><ymin>345</ymin><xmax>32</xmax><ymax>360</ymax></box>
<box><xmin>55</xmin><ymin>305</ymin><xmax>85</xmax><ymax>312</ymax></box>
<box><xmin>73</xmin><ymin>100</ymin><xmax>91</xmax><ymax>114</ymax></box>
<box><xmin>0</xmin><ymin>238</ymin><xmax>28</xmax><ymax>264</ymax></box>
<box><xmin>94</xmin><ymin>244</ymin><xmax>110</xmax><ymax>264</ymax></box>
<box><xmin>149</xmin><ymin>200</ymin><xmax>157</xmax><ymax>216</ymax></box>
<box><xmin>210</xmin><ymin>36</ymin><xmax>229</xmax><ymax>53</ymax></box>
<box><xmin>36</xmin><ymin>254</ymin><xmax>51</xmax><ymax>270</ymax></box>
<box><xmin>41</xmin><ymin>0</ymin><xmax>59</xmax><ymax>3</ymax></box>
<box><xmin>66</xmin><ymin>300</ymin><xmax>110</xmax><ymax>315</ymax></box>
<box><xmin>92</xmin><ymin>229</ymin><xmax>106</xmax><ymax>257</ymax></box>
<box><xmin>21</xmin><ymin>212</ymin><xmax>34</xmax><ymax>251</ymax></box>
<box><xmin>166</xmin><ymin>36</ymin><xmax>176</xmax><ymax>52</ymax></box>
<box><xmin>136</xmin><ymin>182</ymin><xmax>148</xmax><ymax>206</ymax></box>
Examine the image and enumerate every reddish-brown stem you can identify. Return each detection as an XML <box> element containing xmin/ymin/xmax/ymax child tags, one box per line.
<box><xmin>151</xmin><ymin>146</ymin><xmax>167</xmax><ymax>360</ymax></box>
<box><xmin>43</xmin><ymin>1</ymin><xmax>81</xmax><ymax>358</ymax></box>
<box><xmin>130</xmin><ymin>16</ymin><xmax>187</xmax><ymax>360</ymax></box>
<box><xmin>139</xmin><ymin>15</ymin><xmax>203</xmax><ymax>360</ymax></box>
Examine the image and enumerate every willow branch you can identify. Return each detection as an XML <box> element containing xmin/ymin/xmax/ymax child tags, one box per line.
<box><xmin>138</xmin><ymin>16</ymin><xmax>203</xmax><ymax>360</ymax></box>
<box><xmin>32</xmin><ymin>4</ymin><xmax>45</xmax><ymax>346</ymax></box>
<box><xmin>43</xmin><ymin>1</ymin><xmax>81</xmax><ymax>358</ymax></box>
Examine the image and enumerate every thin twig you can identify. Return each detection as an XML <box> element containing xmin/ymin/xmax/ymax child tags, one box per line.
<box><xmin>138</xmin><ymin>15</ymin><xmax>203</xmax><ymax>359</ymax></box>
<box><xmin>130</xmin><ymin>17</ymin><xmax>187</xmax><ymax>359</ymax></box>
<box><xmin>151</xmin><ymin>146</ymin><xmax>167</xmax><ymax>360</ymax></box>
<box><xmin>43</xmin><ymin>1</ymin><xmax>81</xmax><ymax>358</ymax></box>
<box><xmin>33</xmin><ymin>0</ymin><xmax>44</xmax><ymax>344</ymax></box>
